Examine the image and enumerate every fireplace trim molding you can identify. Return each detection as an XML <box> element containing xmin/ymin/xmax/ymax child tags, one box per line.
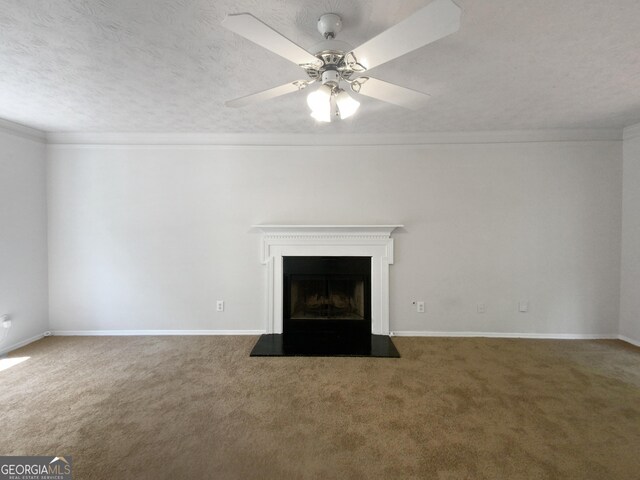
<box><xmin>253</xmin><ymin>225</ymin><xmax>403</xmax><ymax>335</ymax></box>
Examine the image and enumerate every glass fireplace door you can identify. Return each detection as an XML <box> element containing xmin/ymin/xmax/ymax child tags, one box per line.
<box><xmin>283</xmin><ymin>256</ymin><xmax>371</xmax><ymax>335</ymax></box>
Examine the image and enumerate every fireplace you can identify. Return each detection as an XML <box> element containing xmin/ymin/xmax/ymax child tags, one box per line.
<box><xmin>250</xmin><ymin>225</ymin><xmax>402</xmax><ymax>357</ymax></box>
<box><xmin>283</xmin><ymin>256</ymin><xmax>371</xmax><ymax>335</ymax></box>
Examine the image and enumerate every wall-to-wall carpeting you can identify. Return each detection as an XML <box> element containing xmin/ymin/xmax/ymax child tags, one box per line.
<box><xmin>1</xmin><ymin>337</ymin><xmax>638</xmax><ymax>479</ymax></box>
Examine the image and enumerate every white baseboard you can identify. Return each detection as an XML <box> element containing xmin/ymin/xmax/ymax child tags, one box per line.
<box><xmin>391</xmin><ymin>331</ymin><xmax>619</xmax><ymax>340</ymax></box>
<box><xmin>53</xmin><ymin>330</ymin><xmax>632</xmax><ymax>343</ymax></box>
<box><xmin>618</xmin><ymin>335</ymin><xmax>640</xmax><ymax>347</ymax></box>
<box><xmin>0</xmin><ymin>333</ymin><xmax>45</xmax><ymax>356</ymax></box>
<box><xmin>2</xmin><ymin>330</ymin><xmax>636</xmax><ymax>351</ymax></box>
<box><xmin>52</xmin><ymin>329</ymin><xmax>265</xmax><ymax>336</ymax></box>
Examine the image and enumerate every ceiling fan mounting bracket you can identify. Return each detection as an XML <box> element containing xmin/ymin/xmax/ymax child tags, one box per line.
<box><xmin>317</xmin><ymin>13</ymin><xmax>342</xmax><ymax>40</ymax></box>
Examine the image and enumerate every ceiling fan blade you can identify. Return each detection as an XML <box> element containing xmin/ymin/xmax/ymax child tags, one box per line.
<box><xmin>225</xmin><ymin>80</ymin><xmax>312</xmax><ymax>108</ymax></box>
<box><xmin>346</xmin><ymin>0</ymin><xmax>461</xmax><ymax>71</ymax></box>
<box><xmin>351</xmin><ymin>77</ymin><xmax>430</xmax><ymax>110</ymax></box>
<box><xmin>222</xmin><ymin>13</ymin><xmax>322</xmax><ymax>68</ymax></box>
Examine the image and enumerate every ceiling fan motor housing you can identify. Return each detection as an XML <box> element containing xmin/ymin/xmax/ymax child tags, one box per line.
<box><xmin>321</xmin><ymin>69</ymin><xmax>340</xmax><ymax>87</ymax></box>
<box><xmin>306</xmin><ymin>14</ymin><xmax>355</xmax><ymax>84</ymax></box>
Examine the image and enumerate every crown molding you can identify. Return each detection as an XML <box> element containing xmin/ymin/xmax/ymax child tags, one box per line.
<box><xmin>623</xmin><ymin>122</ymin><xmax>640</xmax><ymax>141</ymax></box>
<box><xmin>0</xmin><ymin>118</ymin><xmax>46</xmax><ymax>143</ymax></box>
<box><xmin>45</xmin><ymin>129</ymin><xmax>623</xmax><ymax>147</ymax></box>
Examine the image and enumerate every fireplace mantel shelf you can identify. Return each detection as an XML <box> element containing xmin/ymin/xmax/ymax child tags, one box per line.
<box><xmin>252</xmin><ymin>225</ymin><xmax>403</xmax><ymax>237</ymax></box>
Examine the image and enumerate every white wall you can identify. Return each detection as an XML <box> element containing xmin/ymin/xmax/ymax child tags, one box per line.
<box><xmin>620</xmin><ymin>128</ymin><xmax>640</xmax><ymax>344</ymax></box>
<box><xmin>0</xmin><ymin>126</ymin><xmax>48</xmax><ymax>353</ymax></box>
<box><xmin>47</xmin><ymin>140</ymin><xmax>622</xmax><ymax>336</ymax></box>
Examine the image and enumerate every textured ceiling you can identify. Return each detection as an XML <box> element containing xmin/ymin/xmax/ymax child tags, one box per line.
<box><xmin>1</xmin><ymin>0</ymin><xmax>640</xmax><ymax>133</ymax></box>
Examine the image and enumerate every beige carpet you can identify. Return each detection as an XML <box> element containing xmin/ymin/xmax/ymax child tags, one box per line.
<box><xmin>1</xmin><ymin>336</ymin><xmax>639</xmax><ymax>479</ymax></box>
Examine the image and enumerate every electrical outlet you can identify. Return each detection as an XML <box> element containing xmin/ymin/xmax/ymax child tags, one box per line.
<box><xmin>216</xmin><ymin>300</ymin><xmax>224</xmax><ymax>312</ymax></box>
<box><xmin>519</xmin><ymin>301</ymin><xmax>529</xmax><ymax>313</ymax></box>
<box><xmin>1</xmin><ymin>314</ymin><xmax>11</xmax><ymax>329</ymax></box>
<box><xmin>477</xmin><ymin>303</ymin><xmax>486</xmax><ymax>314</ymax></box>
<box><xmin>416</xmin><ymin>301</ymin><xmax>425</xmax><ymax>313</ymax></box>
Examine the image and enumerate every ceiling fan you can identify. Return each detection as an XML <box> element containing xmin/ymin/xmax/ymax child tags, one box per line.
<box><xmin>222</xmin><ymin>0</ymin><xmax>461</xmax><ymax>122</ymax></box>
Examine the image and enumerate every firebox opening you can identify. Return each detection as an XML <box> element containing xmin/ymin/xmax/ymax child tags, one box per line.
<box><xmin>283</xmin><ymin>256</ymin><xmax>372</xmax><ymax>335</ymax></box>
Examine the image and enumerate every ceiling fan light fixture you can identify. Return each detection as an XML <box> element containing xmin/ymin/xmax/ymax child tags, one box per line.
<box><xmin>307</xmin><ymin>84</ymin><xmax>333</xmax><ymax>122</ymax></box>
<box><xmin>310</xmin><ymin>109</ymin><xmax>331</xmax><ymax>123</ymax></box>
<box><xmin>336</xmin><ymin>89</ymin><xmax>360</xmax><ymax>119</ymax></box>
<box><xmin>306</xmin><ymin>84</ymin><xmax>331</xmax><ymax>110</ymax></box>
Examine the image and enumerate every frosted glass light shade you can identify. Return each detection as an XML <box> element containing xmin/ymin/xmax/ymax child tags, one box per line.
<box><xmin>307</xmin><ymin>85</ymin><xmax>332</xmax><ymax>122</ymax></box>
<box><xmin>310</xmin><ymin>110</ymin><xmax>331</xmax><ymax>122</ymax></box>
<box><xmin>335</xmin><ymin>90</ymin><xmax>360</xmax><ymax>119</ymax></box>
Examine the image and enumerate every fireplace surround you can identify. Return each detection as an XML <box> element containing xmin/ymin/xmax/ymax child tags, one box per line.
<box><xmin>253</xmin><ymin>225</ymin><xmax>402</xmax><ymax>335</ymax></box>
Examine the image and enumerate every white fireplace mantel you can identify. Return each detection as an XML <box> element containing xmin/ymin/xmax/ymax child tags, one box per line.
<box><xmin>252</xmin><ymin>224</ymin><xmax>403</xmax><ymax>335</ymax></box>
